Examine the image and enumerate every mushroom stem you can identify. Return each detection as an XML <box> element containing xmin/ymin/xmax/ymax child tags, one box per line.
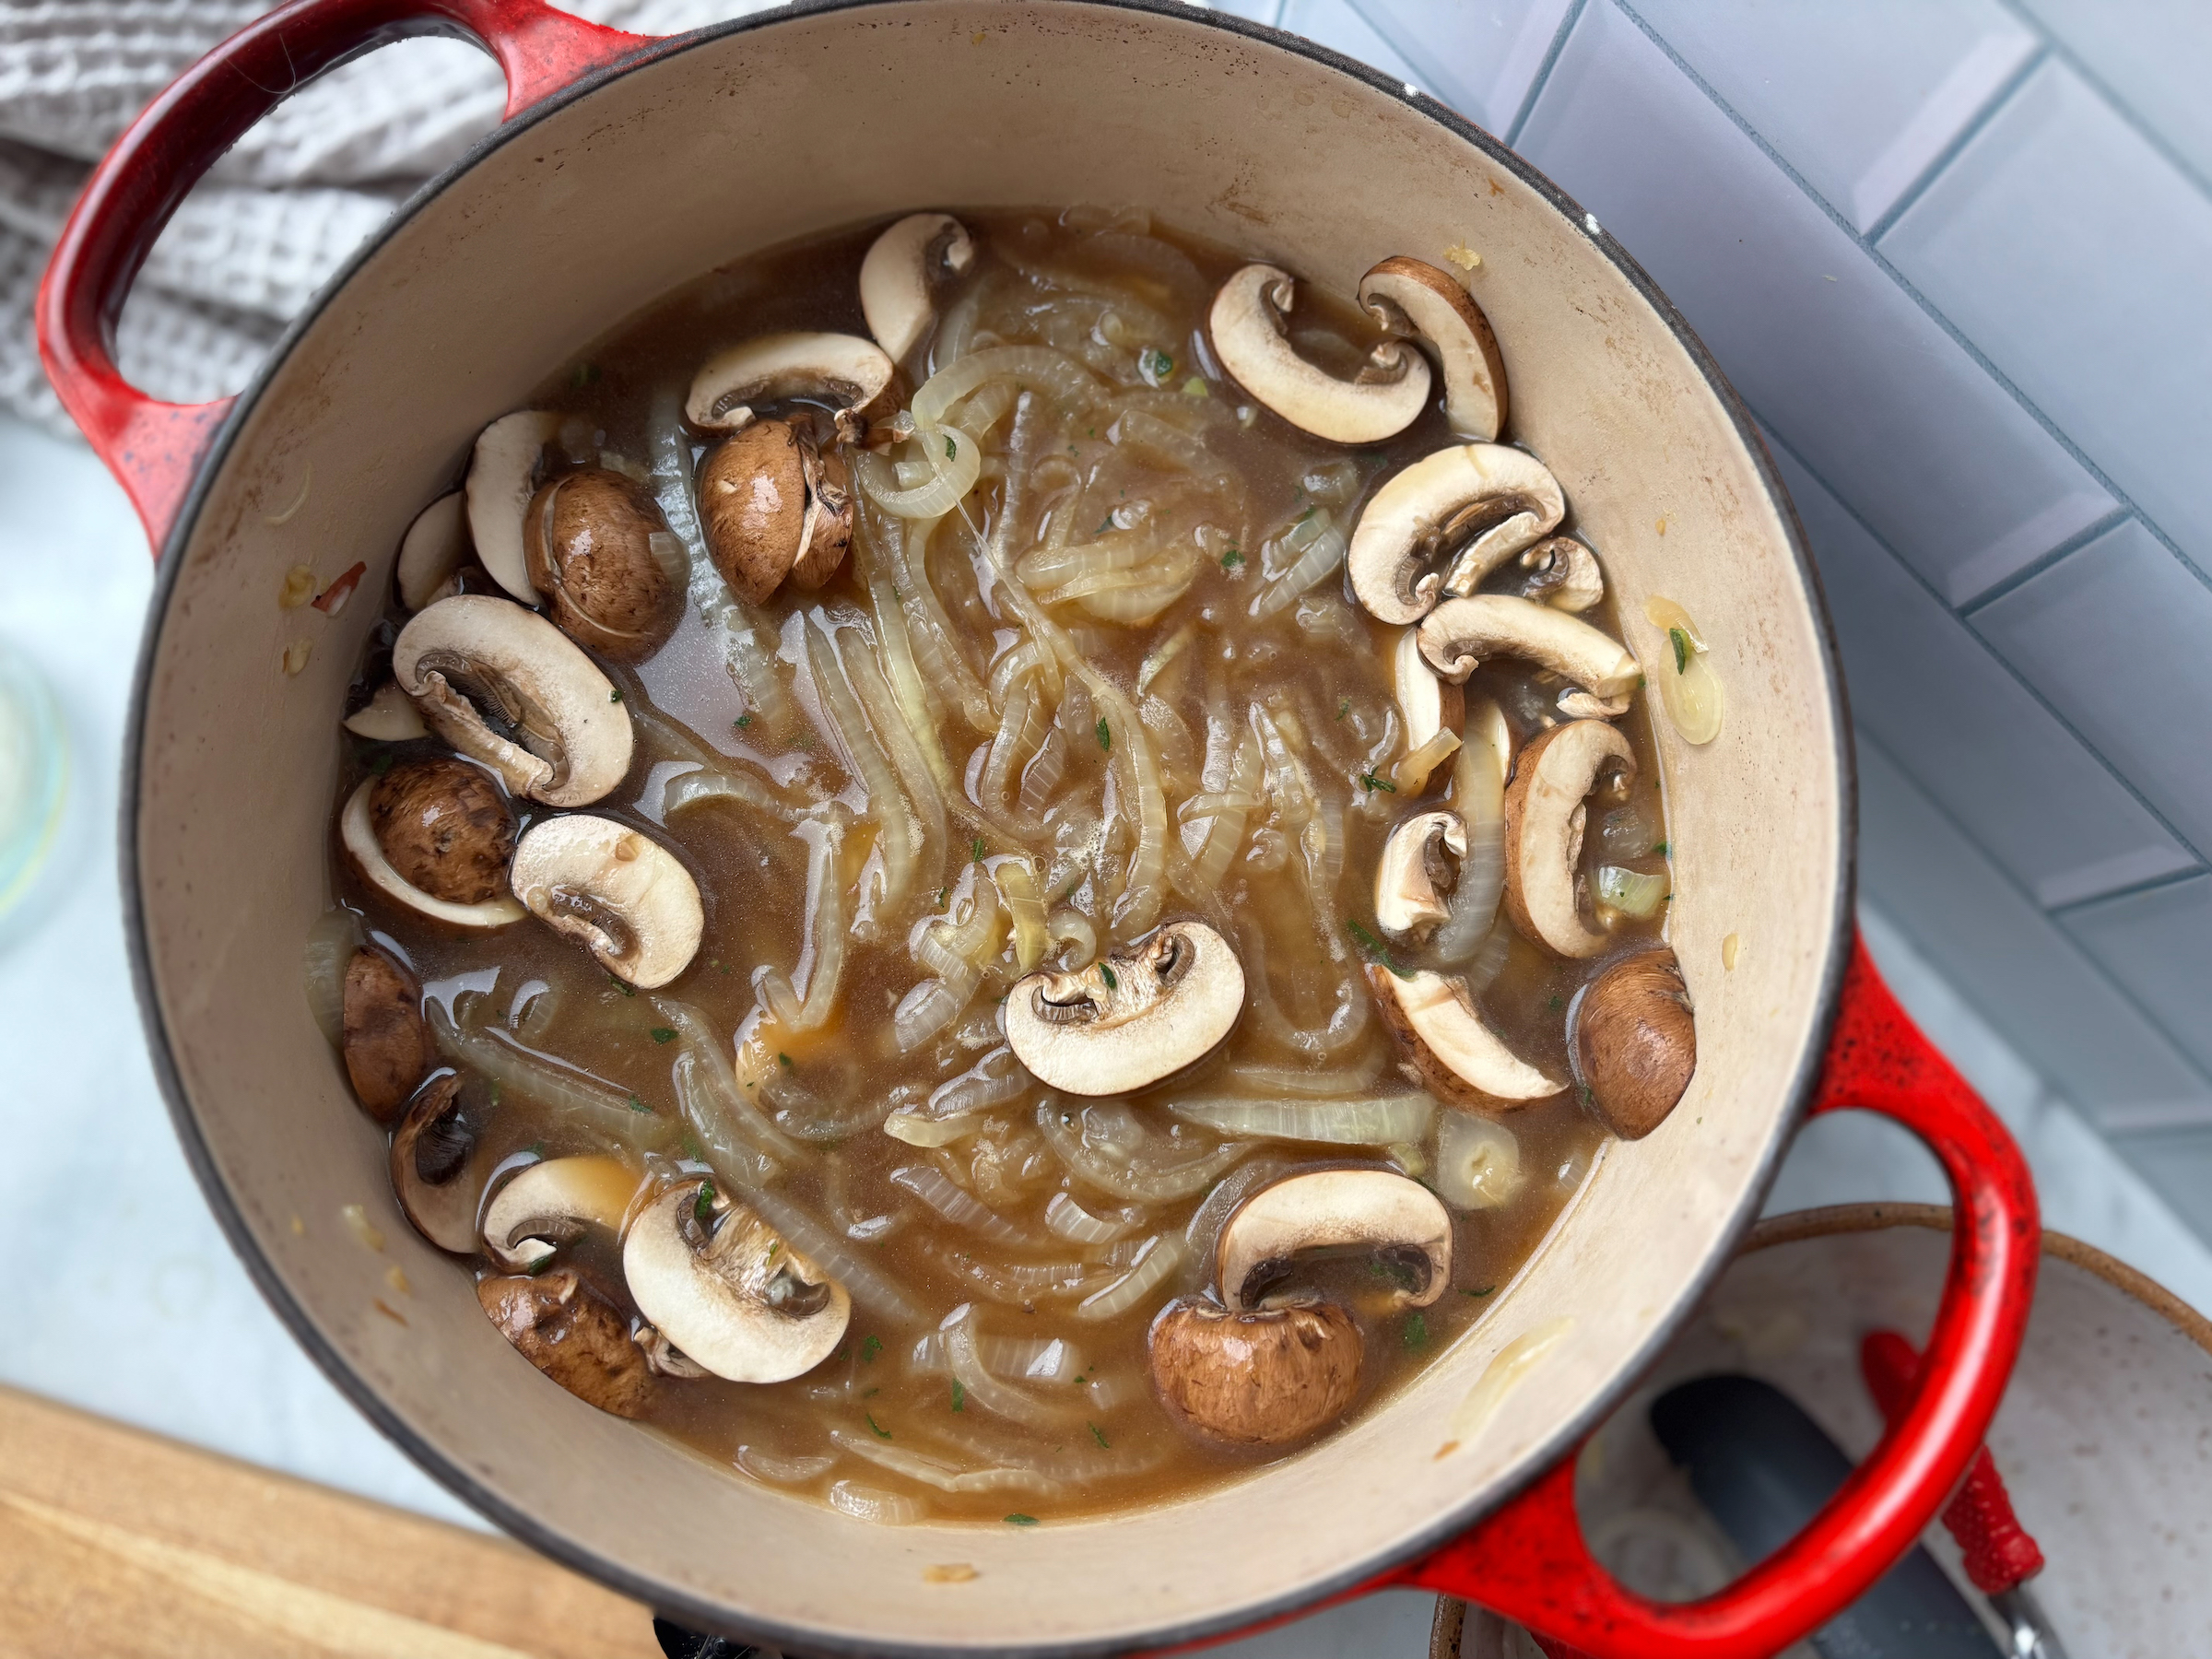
<box><xmin>1348</xmin><ymin>445</ymin><xmax>1565</xmax><ymax>624</ymax></box>
<box><xmin>1417</xmin><ymin>593</ymin><xmax>1641</xmax><ymax>700</ymax></box>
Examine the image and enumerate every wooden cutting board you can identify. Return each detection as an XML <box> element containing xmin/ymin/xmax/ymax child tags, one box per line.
<box><xmin>0</xmin><ymin>1383</ymin><xmax>664</xmax><ymax>1659</ymax></box>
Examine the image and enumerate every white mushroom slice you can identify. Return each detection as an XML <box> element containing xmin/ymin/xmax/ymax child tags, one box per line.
<box><xmin>1375</xmin><ymin>810</ymin><xmax>1465</xmax><ymax>940</ymax></box>
<box><xmin>1418</xmin><ymin>594</ymin><xmax>1641</xmax><ymax>702</ymax></box>
<box><xmin>342</xmin><ymin>680</ymin><xmax>428</xmax><ymax>741</ymax></box>
<box><xmin>1348</xmin><ymin>445</ymin><xmax>1565</xmax><ymax>624</ymax></box>
<box><xmin>1393</xmin><ymin>626</ymin><xmax>1464</xmax><ymax>753</ymax></box>
<box><xmin>1357</xmin><ymin>256</ymin><xmax>1509</xmax><ymax>441</ymax></box>
<box><xmin>393</xmin><ymin>595</ymin><xmax>633</xmax><ymax>807</ymax></box>
<box><xmin>465</xmin><ymin>411</ymin><xmax>562</xmax><ymax>603</ymax></box>
<box><xmin>1369</xmin><ymin>965</ymin><xmax>1566</xmax><ymax>1109</ymax></box>
<box><xmin>482</xmin><ymin>1154</ymin><xmax>640</xmax><ymax>1269</ymax></box>
<box><xmin>397</xmin><ymin>490</ymin><xmax>469</xmax><ymax>611</ymax></box>
<box><xmin>340</xmin><ymin>779</ymin><xmax>524</xmax><ymax>928</ymax></box>
<box><xmin>686</xmin><ymin>332</ymin><xmax>894</xmax><ymax>440</ymax></box>
<box><xmin>860</xmin><ymin>213</ymin><xmax>975</xmax><ymax>362</ymax></box>
<box><xmin>1004</xmin><ymin>920</ymin><xmax>1244</xmax><ymax>1096</ymax></box>
<box><xmin>509</xmin><ymin>815</ymin><xmax>703</xmax><ymax>989</ymax></box>
<box><xmin>1520</xmin><ymin>536</ymin><xmax>1604</xmax><ymax>612</ymax></box>
<box><xmin>1207</xmin><ymin>264</ymin><xmax>1430</xmax><ymax>445</ymax></box>
<box><xmin>1216</xmin><ymin>1169</ymin><xmax>1452</xmax><ymax>1312</ymax></box>
<box><xmin>1502</xmin><ymin>720</ymin><xmax>1637</xmax><ymax>959</ymax></box>
<box><xmin>623</xmin><ymin>1182</ymin><xmax>850</xmax><ymax>1384</ymax></box>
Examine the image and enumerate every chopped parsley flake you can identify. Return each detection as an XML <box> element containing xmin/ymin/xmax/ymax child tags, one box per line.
<box><xmin>1220</xmin><ymin>547</ymin><xmax>1245</xmax><ymax>570</ymax></box>
<box><xmin>650</xmin><ymin>1027</ymin><xmax>677</xmax><ymax>1044</ymax></box>
<box><xmin>365</xmin><ymin>749</ymin><xmax>396</xmax><ymax>776</ymax></box>
<box><xmin>1669</xmin><ymin>627</ymin><xmax>1693</xmax><ymax>675</ymax></box>
<box><xmin>629</xmin><ymin>1094</ymin><xmax>652</xmax><ymax>1114</ymax></box>
<box><xmin>866</xmin><ymin>1411</ymin><xmax>892</xmax><ymax>1439</ymax></box>
<box><xmin>734</xmin><ymin>713</ymin><xmax>752</xmax><ymax>729</ymax></box>
<box><xmin>1359</xmin><ymin>771</ymin><xmax>1397</xmax><ymax>794</ymax></box>
<box><xmin>951</xmin><ymin>1381</ymin><xmax>966</xmax><ymax>1413</ymax></box>
<box><xmin>1005</xmin><ymin>1513</ymin><xmax>1039</xmax><ymax>1527</ymax></box>
<box><xmin>693</xmin><ymin>1182</ymin><xmax>716</xmax><ymax>1223</ymax></box>
<box><xmin>571</xmin><ymin>362</ymin><xmax>600</xmax><ymax>387</ymax></box>
<box><xmin>1336</xmin><ymin>697</ymin><xmax>1351</xmax><ymax>721</ymax></box>
<box><xmin>1547</xmin><ymin>995</ymin><xmax>1563</xmax><ymax>1011</ymax></box>
<box><xmin>1347</xmin><ymin>918</ymin><xmax>1413</xmax><ymax>981</ymax></box>
<box><xmin>1462</xmin><ymin>1286</ymin><xmax>1497</xmax><ymax>1298</ymax></box>
<box><xmin>860</xmin><ymin>1335</ymin><xmax>883</xmax><ymax>1363</ymax></box>
<box><xmin>778</xmin><ymin>1053</ymin><xmax>794</xmax><ymax>1069</ymax></box>
<box><xmin>1100</xmin><ymin>963</ymin><xmax>1118</xmax><ymax>992</ymax></box>
<box><xmin>608</xmin><ymin>687</ymin><xmax>623</xmax><ymax>702</ymax></box>
<box><xmin>1653</xmin><ymin>841</ymin><xmax>1670</xmax><ymax>856</ymax></box>
<box><xmin>1097</xmin><ymin>513</ymin><xmax>1117</xmax><ymax>535</ymax></box>
<box><xmin>1095</xmin><ymin>716</ymin><xmax>1112</xmax><ymax>753</ymax></box>
<box><xmin>1403</xmin><ymin>1312</ymin><xmax>1430</xmax><ymax>1350</ymax></box>
<box><xmin>1089</xmin><ymin>1422</ymin><xmax>1111</xmax><ymax>1449</ymax></box>
<box><xmin>944</xmin><ymin>433</ymin><xmax>958</xmax><ymax>461</ymax></box>
<box><xmin>971</xmin><ymin>838</ymin><xmax>986</xmax><ymax>863</ymax></box>
<box><xmin>608</xmin><ymin>973</ymin><xmax>635</xmax><ymax>996</ymax></box>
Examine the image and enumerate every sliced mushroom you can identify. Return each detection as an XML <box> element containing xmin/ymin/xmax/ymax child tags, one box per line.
<box><xmin>1207</xmin><ymin>264</ymin><xmax>1430</xmax><ymax>445</ymax></box>
<box><xmin>1375</xmin><ymin>810</ymin><xmax>1465</xmax><ymax>940</ymax></box>
<box><xmin>465</xmin><ymin>411</ymin><xmax>562</xmax><ymax>603</ymax></box>
<box><xmin>1368</xmin><ymin>965</ymin><xmax>1565</xmax><ymax>1110</ymax></box>
<box><xmin>697</xmin><ymin>418</ymin><xmax>853</xmax><ymax>604</ymax></box>
<box><xmin>478</xmin><ymin>1268</ymin><xmax>653</xmax><ymax>1418</ymax></box>
<box><xmin>1393</xmin><ymin>626</ymin><xmax>1465</xmax><ymax>753</ymax></box>
<box><xmin>524</xmin><ymin>468</ymin><xmax>681</xmax><ymax>662</ymax></box>
<box><xmin>1418</xmin><ymin>594</ymin><xmax>1641</xmax><ymax>716</ymax></box>
<box><xmin>509</xmin><ymin>814</ymin><xmax>703</xmax><ymax>988</ymax></box>
<box><xmin>1347</xmin><ymin>445</ymin><xmax>1565</xmax><ymax>624</ymax></box>
<box><xmin>481</xmin><ymin>1154</ymin><xmax>640</xmax><ymax>1269</ymax></box>
<box><xmin>1216</xmin><ymin>1168</ymin><xmax>1452</xmax><ymax>1312</ymax></box>
<box><xmin>389</xmin><ymin>1073</ymin><xmax>490</xmax><ymax>1253</ymax></box>
<box><xmin>342</xmin><ymin>680</ymin><xmax>428</xmax><ymax>742</ymax></box>
<box><xmin>1502</xmin><ymin>720</ymin><xmax>1637</xmax><ymax>959</ymax></box>
<box><xmin>860</xmin><ymin>213</ymin><xmax>975</xmax><ymax>362</ymax></box>
<box><xmin>397</xmin><ymin>491</ymin><xmax>469</xmax><ymax>611</ymax></box>
<box><xmin>1004</xmin><ymin>920</ymin><xmax>1243</xmax><ymax>1096</ymax></box>
<box><xmin>1518</xmin><ymin>536</ymin><xmax>1604</xmax><ymax>613</ymax></box>
<box><xmin>392</xmin><ymin>594</ymin><xmax>634</xmax><ymax>807</ymax></box>
<box><xmin>790</xmin><ymin>437</ymin><xmax>853</xmax><ymax>590</ymax></box>
<box><xmin>636</xmin><ymin>1324</ymin><xmax>711</xmax><ymax>1379</ymax></box>
<box><xmin>342</xmin><ymin>779</ymin><xmax>524</xmax><ymax>929</ymax></box>
<box><xmin>1357</xmin><ymin>256</ymin><xmax>1509</xmax><ymax>441</ymax></box>
<box><xmin>686</xmin><ymin>333</ymin><xmax>894</xmax><ymax>441</ymax></box>
<box><xmin>1572</xmin><ymin>948</ymin><xmax>1696</xmax><ymax>1139</ymax></box>
<box><xmin>368</xmin><ymin>757</ymin><xmax>517</xmax><ymax>906</ymax></box>
<box><xmin>622</xmin><ymin>1181</ymin><xmax>850</xmax><ymax>1384</ymax></box>
<box><xmin>1148</xmin><ymin>1299</ymin><xmax>1362</xmax><ymax>1446</ymax></box>
<box><xmin>341</xmin><ymin>946</ymin><xmax>434</xmax><ymax>1121</ymax></box>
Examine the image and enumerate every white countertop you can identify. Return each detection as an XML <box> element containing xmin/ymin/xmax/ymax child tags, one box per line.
<box><xmin>4</xmin><ymin>410</ymin><xmax>2206</xmax><ymax>1656</ymax></box>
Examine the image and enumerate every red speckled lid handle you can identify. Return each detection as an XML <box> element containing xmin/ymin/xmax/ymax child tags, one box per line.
<box><xmin>36</xmin><ymin>0</ymin><xmax>653</xmax><ymax>553</ymax></box>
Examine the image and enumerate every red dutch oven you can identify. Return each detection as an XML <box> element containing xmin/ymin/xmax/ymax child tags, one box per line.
<box><xmin>38</xmin><ymin>4</ymin><xmax>2041</xmax><ymax>1655</ymax></box>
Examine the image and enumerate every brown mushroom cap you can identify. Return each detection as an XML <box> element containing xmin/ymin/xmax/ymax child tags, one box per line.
<box><xmin>1573</xmin><ymin>948</ymin><xmax>1696</xmax><ymax>1139</ymax></box>
<box><xmin>368</xmin><ymin>758</ymin><xmax>516</xmax><ymax>905</ymax></box>
<box><xmin>524</xmin><ymin>468</ymin><xmax>681</xmax><ymax>662</ymax></box>
<box><xmin>477</xmin><ymin>1268</ymin><xmax>653</xmax><ymax>1418</ymax></box>
<box><xmin>1148</xmin><ymin>1299</ymin><xmax>1362</xmax><ymax>1446</ymax></box>
<box><xmin>698</xmin><ymin>419</ymin><xmax>810</xmax><ymax>606</ymax></box>
<box><xmin>340</xmin><ymin>947</ymin><xmax>432</xmax><ymax>1122</ymax></box>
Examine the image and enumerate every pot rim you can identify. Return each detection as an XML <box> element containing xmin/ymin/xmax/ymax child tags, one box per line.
<box><xmin>118</xmin><ymin>2</ymin><xmax>1857</xmax><ymax>1651</ymax></box>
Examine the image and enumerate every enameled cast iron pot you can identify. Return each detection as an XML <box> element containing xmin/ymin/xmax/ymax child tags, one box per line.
<box><xmin>38</xmin><ymin>4</ymin><xmax>2043</xmax><ymax>1654</ymax></box>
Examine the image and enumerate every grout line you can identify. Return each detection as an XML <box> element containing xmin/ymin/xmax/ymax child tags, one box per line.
<box><xmin>1853</xmin><ymin>726</ymin><xmax>2212</xmax><ymax>1100</ymax></box>
<box><xmin>1343</xmin><ymin>0</ymin><xmax>1444</xmax><ymax>101</ymax></box>
<box><xmin>2050</xmin><ymin>865</ymin><xmax>2206</xmax><ymax>918</ymax></box>
<box><xmin>1751</xmin><ymin>411</ymin><xmax>2212</xmax><ymax>880</ymax></box>
<box><xmin>1505</xmin><ymin>0</ymin><xmax>1589</xmax><ymax>150</ymax></box>
<box><xmin>1991</xmin><ymin>0</ymin><xmax>2212</xmax><ymax>206</ymax></box>
<box><xmin>1607</xmin><ymin>0</ymin><xmax>2212</xmax><ymax>599</ymax></box>
<box><xmin>1958</xmin><ymin>505</ymin><xmax>2131</xmax><ymax>617</ymax></box>
<box><xmin>1861</xmin><ymin>45</ymin><xmax>2048</xmax><ymax>244</ymax></box>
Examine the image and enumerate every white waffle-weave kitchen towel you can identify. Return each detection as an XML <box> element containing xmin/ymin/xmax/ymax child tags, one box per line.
<box><xmin>0</xmin><ymin>0</ymin><xmax>784</xmax><ymax>439</ymax></box>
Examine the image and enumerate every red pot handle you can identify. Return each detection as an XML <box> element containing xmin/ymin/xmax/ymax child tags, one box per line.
<box><xmin>34</xmin><ymin>0</ymin><xmax>654</xmax><ymax>552</ymax></box>
<box><xmin>1394</xmin><ymin>929</ymin><xmax>2041</xmax><ymax>1659</ymax></box>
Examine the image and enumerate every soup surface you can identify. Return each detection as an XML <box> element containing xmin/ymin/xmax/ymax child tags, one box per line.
<box><xmin>321</xmin><ymin>207</ymin><xmax>1687</xmax><ymax>1524</ymax></box>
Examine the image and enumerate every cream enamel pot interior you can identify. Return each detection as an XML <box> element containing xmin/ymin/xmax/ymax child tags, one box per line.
<box><xmin>38</xmin><ymin>3</ymin><xmax>2043</xmax><ymax>1655</ymax></box>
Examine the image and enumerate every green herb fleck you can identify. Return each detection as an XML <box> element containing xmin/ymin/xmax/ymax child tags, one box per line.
<box><xmin>1369</xmin><ymin>1257</ymin><xmax>1419</xmax><ymax>1291</ymax></box>
<box><xmin>1462</xmin><ymin>1286</ymin><xmax>1497</xmax><ymax>1298</ymax></box>
<box><xmin>526</xmin><ymin>1138</ymin><xmax>545</xmax><ymax>1158</ymax></box>
<box><xmin>1403</xmin><ymin>1312</ymin><xmax>1430</xmax><ymax>1350</ymax></box>
<box><xmin>1143</xmin><ymin>347</ymin><xmax>1175</xmax><ymax>381</ymax></box>
<box><xmin>1089</xmin><ymin>1422</ymin><xmax>1111</xmax><ymax>1449</ymax></box>
<box><xmin>609</xmin><ymin>973</ymin><xmax>635</xmax><ymax>997</ymax></box>
<box><xmin>1072</xmin><ymin>1374</ymin><xmax>1088</xmax><ymax>1385</ymax></box>
<box><xmin>767</xmin><ymin>1241</ymin><xmax>780</xmax><ymax>1262</ymax></box>
<box><xmin>693</xmin><ymin>1182</ymin><xmax>716</xmax><ymax>1223</ymax></box>
<box><xmin>1005</xmin><ymin>1513</ymin><xmax>1039</xmax><ymax>1527</ymax></box>
<box><xmin>734</xmin><ymin>713</ymin><xmax>752</xmax><ymax>729</ymax></box>
<box><xmin>1298</xmin><ymin>506</ymin><xmax>1316</xmax><ymax>524</ymax></box>
<box><xmin>1669</xmin><ymin>627</ymin><xmax>1693</xmax><ymax>675</ymax></box>
<box><xmin>650</xmin><ymin>1027</ymin><xmax>677</xmax><ymax>1044</ymax></box>
<box><xmin>944</xmin><ymin>433</ymin><xmax>958</xmax><ymax>461</ymax></box>
<box><xmin>571</xmin><ymin>361</ymin><xmax>600</xmax><ymax>387</ymax></box>
<box><xmin>971</xmin><ymin>838</ymin><xmax>986</xmax><ymax>864</ymax></box>
<box><xmin>1097</xmin><ymin>514</ymin><xmax>1117</xmax><ymax>535</ymax></box>
<box><xmin>936</xmin><ymin>887</ymin><xmax>950</xmax><ymax>909</ymax></box>
<box><xmin>629</xmin><ymin>1094</ymin><xmax>652</xmax><ymax>1114</ymax></box>
<box><xmin>1100</xmin><ymin>963</ymin><xmax>1118</xmax><ymax>992</ymax></box>
<box><xmin>778</xmin><ymin>1053</ymin><xmax>794</xmax><ymax>1069</ymax></box>
<box><xmin>522</xmin><ymin>1250</ymin><xmax>557</xmax><ymax>1276</ymax></box>
<box><xmin>951</xmin><ymin>1381</ymin><xmax>966</xmax><ymax>1413</ymax></box>
<box><xmin>1359</xmin><ymin>771</ymin><xmax>1398</xmax><ymax>794</ymax></box>
<box><xmin>681</xmin><ymin>1133</ymin><xmax>704</xmax><ymax>1160</ymax></box>
<box><xmin>1653</xmin><ymin>841</ymin><xmax>1670</xmax><ymax>856</ymax></box>
<box><xmin>1336</xmin><ymin>697</ymin><xmax>1351</xmax><ymax>721</ymax></box>
<box><xmin>1221</xmin><ymin>547</ymin><xmax>1245</xmax><ymax>570</ymax></box>
<box><xmin>365</xmin><ymin>748</ymin><xmax>397</xmax><ymax>776</ymax></box>
<box><xmin>866</xmin><ymin>1411</ymin><xmax>892</xmax><ymax>1440</ymax></box>
<box><xmin>1347</xmin><ymin>918</ymin><xmax>1413</xmax><ymax>981</ymax></box>
<box><xmin>1095</xmin><ymin>716</ymin><xmax>1112</xmax><ymax>753</ymax></box>
<box><xmin>860</xmin><ymin>1335</ymin><xmax>883</xmax><ymax>1364</ymax></box>
<box><xmin>608</xmin><ymin>687</ymin><xmax>623</xmax><ymax>703</ymax></box>
<box><xmin>1547</xmin><ymin>995</ymin><xmax>1563</xmax><ymax>1011</ymax></box>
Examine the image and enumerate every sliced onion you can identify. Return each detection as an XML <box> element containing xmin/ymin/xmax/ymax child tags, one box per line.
<box><xmin>919</xmin><ymin>1238</ymin><xmax>1106</xmax><ymax>1303</ymax></box>
<box><xmin>655</xmin><ymin>996</ymin><xmax>799</xmax><ymax>1159</ymax></box>
<box><xmin>1251</xmin><ymin>508</ymin><xmax>1346</xmax><ymax>619</ymax></box>
<box><xmin>1431</xmin><ymin>708</ymin><xmax>1507</xmax><ymax>965</ymax></box>
<box><xmin>1437</xmin><ymin>1112</ymin><xmax>1524</xmax><ymax>1210</ymax></box>
<box><xmin>429</xmin><ymin>1002</ymin><xmax>671</xmax><ymax>1147</ymax></box>
<box><xmin>839</xmin><ymin>619</ymin><xmax>947</xmax><ymax>888</ymax></box>
<box><xmin>929</xmin><ymin>1046</ymin><xmax>1028</xmax><ymax>1117</ymax></box>
<box><xmin>861</xmin><ymin>425</ymin><xmax>983</xmax><ymax>519</ymax></box>
<box><xmin>894</xmin><ymin>977</ymin><xmax>971</xmax><ymax>1053</ymax></box>
<box><xmin>1169</xmin><ymin>1094</ymin><xmax>1435</xmax><ymax>1147</ymax></box>
<box><xmin>911</xmin><ymin>1329</ymin><xmax>1082</xmax><ymax>1384</ymax></box>
<box><xmin>1073</xmin><ymin>1234</ymin><xmax>1186</xmax><ymax>1322</ymax></box>
<box><xmin>912</xmin><ymin>346</ymin><xmax>1096</xmax><ymax>429</ymax></box>
<box><xmin>1392</xmin><ymin>728</ymin><xmax>1462</xmax><ymax>794</ymax></box>
<box><xmin>943</xmin><ymin>1305</ymin><xmax>1069</xmax><ymax>1427</ymax></box>
<box><xmin>302</xmin><ymin>908</ymin><xmax>364</xmax><ymax>1046</ymax></box>
<box><xmin>1045</xmin><ymin>1191</ymin><xmax>1147</xmax><ymax>1245</ymax></box>
<box><xmin>740</xmin><ymin>1185</ymin><xmax>921</xmax><ymax>1324</ymax></box>
<box><xmin>938</xmin><ymin>1418</ymin><xmax>1167</xmax><ymax>1486</ymax></box>
<box><xmin>1044</xmin><ymin>907</ymin><xmax>1095</xmax><ymax>970</ymax></box>
<box><xmin>1596</xmin><ymin>864</ymin><xmax>1671</xmax><ymax>920</ymax></box>
<box><xmin>662</xmin><ymin>767</ymin><xmax>807</xmax><ymax>823</ymax></box>
<box><xmin>1036</xmin><ymin>1100</ymin><xmax>1249</xmax><ymax>1203</ymax></box>
<box><xmin>889</xmin><ymin>1165</ymin><xmax>1033</xmax><ymax>1244</ymax></box>
<box><xmin>806</xmin><ymin>618</ymin><xmax>918</xmax><ymax>918</ymax></box>
<box><xmin>828</xmin><ymin>1479</ymin><xmax>927</xmax><ymax>1524</ymax></box>
<box><xmin>735</xmin><ymin>1448</ymin><xmax>836</xmax><ymax>1486</ymax></box>
<box><xmin>829</xmin><ymin>1428</ymin><xmax>1065</xmax><ymax>1495</ymax></box>
<box><xmin>1645</xmin><ymin>594</ymin><xmax>1721</xmax><ymax>745</ymax></box>
<box><xmin>885</xmin><ymin>1109</ymin><xmax>982</xmax><ymax>1147</ymax></box>
<box><xmin>1222</xmin><ymin>1052</ymin><xmax>1387</xmax><ymax>1098</ymax></box>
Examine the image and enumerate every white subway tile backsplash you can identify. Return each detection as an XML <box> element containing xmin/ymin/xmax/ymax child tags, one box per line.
<box><xmin>1971</xmin><ymin>518</ymin><xmax>2212</xmax><ymax>854</ymax></box>
<box><xmin>2110</xmin><ymin>1128</ymin><xmax>2212</xmax><ymax>1240</ymax></box>
<box><xmin>1514</xmin><ymin>1</ymin><xmax>2114</xmax><ymax>609</ymax></box>
<box><xmin>1349</xmin><ymin>0</ymin><xmax>1576</xmax><ymax>136</ymax></box>
<box><xmin>1626</xmin><ymin>0</ymin><xmax>2039</xmax><ymax>230</ymax></box>
<box><xmin>1275</xmin><ymin>0</ymin><xmax>1424</xmax><ymax>89</ymax></box>
<box><xmin>2063</xmin><ymin>875</ymin><xmax>2212</xmax><ymax>1084</ymax></box>
<box><xmin>1881</xmin><ymin>60</ymin><xmax>2212</xmax><ymax>577</ymax></box>
<box><xmin>1764</xmin><ymin>433</ymin><xmax>2192</xmax><ymax>908</ymax></box>
<box><xmin>1854</xmin><ymin>737</ymin><xmax>2212</xmax><ymax>1129</ymax></box>
<box><xmin>2013</xmin><ymin>0</ymin><xmax>2212</xmax><ymax>186</ymax></box>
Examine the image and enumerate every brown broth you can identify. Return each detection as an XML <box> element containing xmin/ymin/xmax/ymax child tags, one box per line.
<box><xmin>333</xmin><ymin>208</ymin><xmax>1670</xmax><ymax>1522</ymax></box>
